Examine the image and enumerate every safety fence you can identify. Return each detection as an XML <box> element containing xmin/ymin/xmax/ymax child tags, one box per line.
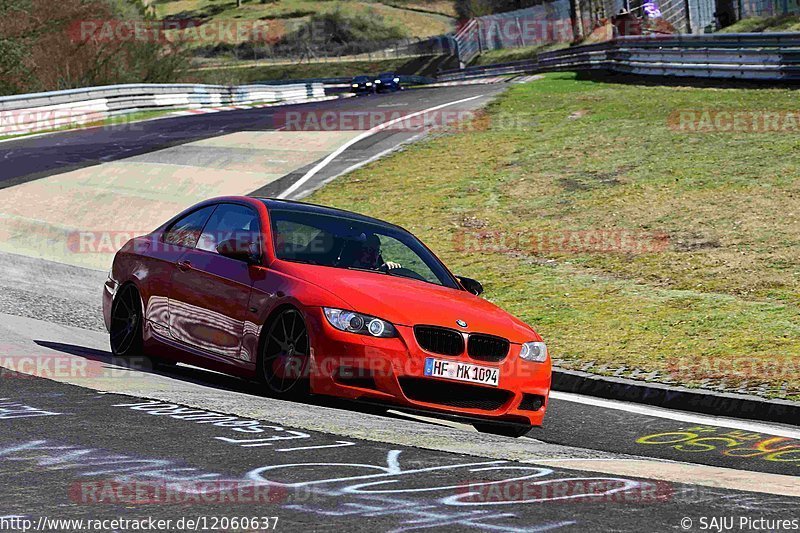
<box><xmin>452</xmin><ymin>0</ymin><xmax>800</xmax><ymax>62</ymax></box>
<box><xmin>0</xmin><ymin>83</ymin><xmax>325</xmax><ymax>136</ymax></box>
<box><xmin>454</xmin><ymin>4</ymin><xmax>574</xmax><ymax>64</ymax></box>
<box><xmin>440</xmin><ymin>32</ymin><xmax>800</xmax><ymax>82</ymax></box>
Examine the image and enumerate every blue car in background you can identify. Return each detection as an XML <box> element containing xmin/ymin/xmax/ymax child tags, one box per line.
<box><xmin>350</xmin><ymin>75</ymin><xmax>375</xmax><ymax>95</ymax></box>
<box><xmin>375</xmin><ymin>72</ymin><xmax>402</xmax><ymax>93</ymax></box>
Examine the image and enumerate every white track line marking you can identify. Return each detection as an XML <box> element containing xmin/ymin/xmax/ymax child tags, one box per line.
<box><xmin>294</xmin><ymin>131</ymin><xmax>427</xmax><ymax>199</ymax></box>
<box><xmin>550</xmin><ymin>391</ymin><xmax>800</xmax><ymax>439</ymax></box>
<box><xmin>278</xmin><ymin>94</ymin><xmax>485</xmax><ymax>199</ymax></box>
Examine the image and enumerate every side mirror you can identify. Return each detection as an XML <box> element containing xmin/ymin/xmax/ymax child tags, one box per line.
<box><xmin>216</xmin><ymin>238</ymin><xmax>260</xmax><ymax>264</ymax></box>
<box><xmin>457</xmin><ymin>276</ymin><xmax>484</xmax><ymax>296</ymax></box>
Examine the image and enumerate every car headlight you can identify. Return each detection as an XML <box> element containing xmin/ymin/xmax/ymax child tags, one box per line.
<box><xmin>351</xmin><ymin>84</ymin><xmax>358</xmax><ymax>87</ymax></box>
<box><xmin>519</xmin><ymin>341</ymin><xmax>547</xmax><ymax>362</ymax></box>
<box><xmin>366</xmin><ymin>82</ymin><xmax>373</xmax><ymax>86</ymax></box>
<box><xmin>323</xmin><ymin>308</ymin><xmax>397</xmax><ymax>338</ymax></box>
<box><xmin>393</xmin><ymin>77</ymin><xmax>400</xmax><ymax>82</ymax></box>
<box><xmin>375</xmin><ymin>79</ymin><xmax>382</xmax><ymax>83</ymax></box>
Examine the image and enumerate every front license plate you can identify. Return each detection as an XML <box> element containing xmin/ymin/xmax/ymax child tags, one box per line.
<box><xmin>423</xmin><ymin>358</ymin><xmax>499</xmax><ymax>387</ymax></box>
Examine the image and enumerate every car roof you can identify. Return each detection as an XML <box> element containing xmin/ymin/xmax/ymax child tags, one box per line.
<box><xmin>352</xmin><ymin>75</ymin><xmax>371</xmax><ymax>80</ymax></box>
<box><xmin>378</xmin><ymin>72</ymin><xmax>396</xmax><ymax>77</ymax></box>
<box><xmin>255</xmin><ymin>197</ymin><xmax>408</xmax><ymax>232</ymax></box>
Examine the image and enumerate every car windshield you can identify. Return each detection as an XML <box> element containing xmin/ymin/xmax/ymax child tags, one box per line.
<box><xmin>269</xmin><ymin>208</ymin><xmax>459</xmax><ymax>288</ymax></box>
<box><xmin>353</xmin><ymin>76</ymin><xmax>370</xmax><ymax>82</ymax></box>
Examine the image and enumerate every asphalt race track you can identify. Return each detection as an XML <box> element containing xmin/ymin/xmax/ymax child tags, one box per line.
<box><xmin>0</xmin><ymin>84</ymin><xmax>798</xmax><ymax>531</ymax></box>
<box><xmin>1</xmin><ymin>367</ymin><xmax>798</xmax><ymax>532</ymax></box>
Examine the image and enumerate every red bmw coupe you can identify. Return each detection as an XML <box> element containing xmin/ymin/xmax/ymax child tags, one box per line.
<box><xmin>103</xmin><ymin>197</ymin><xmax>551</xmax><ymax>437</ymax></box>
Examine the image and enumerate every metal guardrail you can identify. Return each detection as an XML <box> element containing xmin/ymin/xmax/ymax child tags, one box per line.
<box><xmin>0</xmin><ymin>82</ymin><xmax>325</xmax><ymax>136</ymax></box>
<box><xmin>438</xmin><ymin>33</ymin><xmax>800</xmax><ymax>82</ymax></box>
<box><xmin>260</xmin><ymin>75</ymin><xmax>436</xmax><ymax>91</ymax></box>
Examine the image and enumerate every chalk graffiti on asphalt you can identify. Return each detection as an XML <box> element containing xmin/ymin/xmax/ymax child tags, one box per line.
<box><xmin>0</xmin><ymin>439</ymin><xmax>654</xmax><ymax>531</ymax></box>
<box><xmin>0</xmin><ymin>398</ymin><xmax>61</xmax><ymax>419</ymax></box>
<box><xmin>0</xmin><ymin>440</ymin><xmax>222</xmax><ymax>484</ymax></box>
<box><xmin>636</xmin><ymin>425</ymin><xmax>800</xmax><ymax>464</ymax></box>
<box><xmin>112</xmin><ymin>400</ymin><xmax>356</xmax><ymax>451</ymax></box>
<box><xmin>247</xmin><ymin>449</ymin><xmax>642</xmax><ymax>504</ymax></box>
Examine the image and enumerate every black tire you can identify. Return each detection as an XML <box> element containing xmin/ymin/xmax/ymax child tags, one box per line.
<box><xmin>258</xmin><ymin>308</ymin><xmax>310</xmax><ymax>398</ymax></box>
<box><xmin>109</xmin><ymin>284</ymin><xmax>144</xmax><ymax>357</ymax></box>
<box><xmin>473</xmin><ymin>422</ymin><xmax>532</xmax><ymax>438</ymax></box>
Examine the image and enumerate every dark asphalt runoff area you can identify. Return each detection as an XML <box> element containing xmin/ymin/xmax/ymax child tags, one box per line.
<box><xmin>1</xmin><ymin>370</ymin><xmax>797</xmax><ymax>533</ymax></box>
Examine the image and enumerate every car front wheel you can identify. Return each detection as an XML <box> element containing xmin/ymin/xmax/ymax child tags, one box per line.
<box><xmin>259</xmin><ymin>308</ymin><xmax>311</xmax><ymax>398</ymax></box>
<box><xmin>109</xmin><ymin>284</ymin><xmax>144</xmax><ymax>357</ymax></box>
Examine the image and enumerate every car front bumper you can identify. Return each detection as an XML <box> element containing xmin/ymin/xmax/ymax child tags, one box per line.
<box><xmin>305</xmin><ymin>307</ymin><xmax>551</xmax><ymax>426</ymax></box>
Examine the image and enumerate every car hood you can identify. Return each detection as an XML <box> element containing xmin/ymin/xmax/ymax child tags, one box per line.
<box><xmin>275</xmin><ymin>262</ymin><xmax>539</xmax><ymax>344</ymax></box>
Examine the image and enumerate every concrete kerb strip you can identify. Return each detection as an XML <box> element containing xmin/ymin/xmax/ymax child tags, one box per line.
<box><xmin>552</xmin><ymin>368</ymin><xmax>800</xmax><ymax>427</ymax></box>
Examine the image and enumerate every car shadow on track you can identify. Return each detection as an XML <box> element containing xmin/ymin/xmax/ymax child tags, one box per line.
<box><xmin>33</xmin><ymin>340</ymin><xmax>458</xmax><ymax>429</ymax></box>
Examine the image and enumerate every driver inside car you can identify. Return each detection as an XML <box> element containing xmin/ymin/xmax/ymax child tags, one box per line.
<box><xmin>348</xmin><ymin>234</ymin><xmax>401</xmax><ymax>271</ymax></box>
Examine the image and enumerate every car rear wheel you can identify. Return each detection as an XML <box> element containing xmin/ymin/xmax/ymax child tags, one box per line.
<box><xmin>109</xmin><ymin>284</ymin><xmax>144</xmax><ymax>357</ymax></box>
<box><xmin>259</xmin><ymin>308</ymin><xmax>310</xmax><ymax>397</ymax></box>
<box><xmin>473</xmin><ymin>422</ymin><xmax>532</xmax><ymax>438</ymax></box>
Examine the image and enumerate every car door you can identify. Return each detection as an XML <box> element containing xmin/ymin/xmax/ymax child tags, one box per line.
<box><xmin>144</xmin><ymin>205</ymin><xmax>217</xmax><ymax>335</ymax></box>
<box><xmin>168</xmin><ymin>202</ymin><xmax>262</xmax><ymax>361</ymax></box>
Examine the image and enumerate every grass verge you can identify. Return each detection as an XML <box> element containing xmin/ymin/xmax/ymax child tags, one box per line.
<box><xmin>307</xmin><ymin>72</ymin><xmax>800</xmax><ymax>401</ymax></box>
<box><xmin>472</xmin><ymin>43</ymin><xmax>570</xmax><ymax>65</ymax></box>
<box><xmin>719</xmin><ymin>14</ymin><xmax>800</xmax><ymax>33</ymax></box>
<box><xmin>183</xmin><ymin>56</ymin><xmax>440</xmax><ymax>83</ymax></box>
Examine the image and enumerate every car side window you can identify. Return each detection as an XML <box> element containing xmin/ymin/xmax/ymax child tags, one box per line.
<box><xmin>196</xmin><ymin>204</ymin><xmax>261</xmax><ymax>256</ymax></box>
<box><xmin>273</xmin><ymin>220</ymin><xmax>333</xmax><ymax>261</ymax></box>
<box><xmin>162</xmin><ymin>206</ymin><xmax>216</xmax><ymax>249</ymax></box>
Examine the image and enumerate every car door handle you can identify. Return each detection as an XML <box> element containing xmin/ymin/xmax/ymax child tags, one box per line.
<box><xmin>176</xmin><ymin>260</ymin><xmax>193</xmax><ymax>272</ymax></box>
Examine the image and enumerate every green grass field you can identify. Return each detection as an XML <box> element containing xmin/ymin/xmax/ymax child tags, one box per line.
<box><xmin>307</xmin><ymin>73</ymin><xmax>800</xmax><ymax>400</ymax></box>
<box><xmin>472</xmin><ymin>43</ymin><xmax>569</xmax><ymax>65</ymax></box>
<box><xmin>719</xmin><ymin>14</ymin><xmax>800</xmax><ymax>32</ymax></box>
<box><xmin>182</xmin><ymin>55</ymin><xmax>438</xmax><ymax>83</ymax></box>
<box><xmin>151</xmin><ymin>0</ymin><xmax>454</xmax><ymax>43</ymax></box>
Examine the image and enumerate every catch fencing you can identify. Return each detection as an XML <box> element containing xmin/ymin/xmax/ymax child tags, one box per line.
<box><xmin>454</xmin><ymin>3</ymin><xmax>574</xmax><ymax>64</ymax></box>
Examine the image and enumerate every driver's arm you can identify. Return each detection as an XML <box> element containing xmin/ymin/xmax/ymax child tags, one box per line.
<box><xmin>377</xmin><ymin>252</ymin><xmax>401</xmax><ymax>270</ymax></box>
